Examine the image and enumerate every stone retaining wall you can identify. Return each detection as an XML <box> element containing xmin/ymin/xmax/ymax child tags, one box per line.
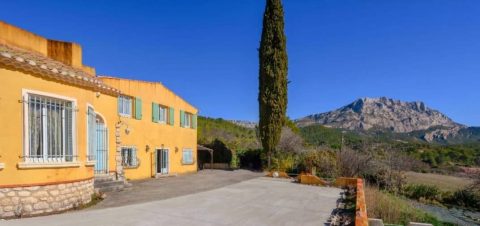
<box><xmin>0</xmin><ymin>179</ymin><xmax>94</xmax><ymax>218</ymax></box>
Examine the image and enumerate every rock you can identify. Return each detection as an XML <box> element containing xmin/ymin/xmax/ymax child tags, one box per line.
<box><xmin>23</xmin><ymin>204</ymin><xmax>33</xmax><ymax>212</ymax></box>
<box><xmin>297</xmin><ymin>97</ymin><xmax>464</xmax><ymax>135</ymax></box>
<box><xmin>18</xmin><ymin>191</ymin><xmax>30</xmax><ymax>197</ymax></box>
<box><xmin>33</xmin><ymin>202</ymin><xmax>49</xmax><ymax>210</ymax></box>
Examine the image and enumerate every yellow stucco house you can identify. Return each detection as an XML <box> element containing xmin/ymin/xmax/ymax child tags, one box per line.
<box><xmin>0</xmin><ymin>21</ymin><xmax>198</xmax><ymax>218</ymax></box>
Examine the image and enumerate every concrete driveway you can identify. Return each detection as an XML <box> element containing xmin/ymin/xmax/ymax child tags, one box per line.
<box><xmin>3</xmin><ymin>171</ymin><xmax>341</xmax><ymax>226</ymax></box>
<box><xmin>96</xmin><ymin>169</ymin><xmax>264</xmax><ymax>208</ymax></box>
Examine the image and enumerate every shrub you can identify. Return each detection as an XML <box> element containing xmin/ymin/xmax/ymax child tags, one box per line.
<box><xmin>271</xmin><ymin>153</ymin><xmax>297</xmax><ymax>172</ymax></box>
<box><xmin>237</xmin><ymin>149</ymin><xmax>262</xmax><ymax>170</ymax></box>
<box><xmin>403</xmin><ymin>184</ymin><xmax>441</xmax><ymax>201</ymax></box>
<box><xmin>296</xmin><ymin>148</ymin><xmax>338</xmax><ymax>178</ymax></box>
<box><xmin>443</xmin><ymin>189</ymin><xmax>480</xmax><ymax>210</ymax></box>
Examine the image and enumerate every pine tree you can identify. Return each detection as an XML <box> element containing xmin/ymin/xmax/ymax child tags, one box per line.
<box><xmin>258</xmin><ymin>0</ymin><xmax>288</xmax><ymax>169</ymax></box>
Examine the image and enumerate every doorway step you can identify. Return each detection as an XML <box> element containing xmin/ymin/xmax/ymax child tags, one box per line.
<box><xmin>94</xmin><ymin>175</ymin><xmax>127</xmax><ymax>193</ymax></box>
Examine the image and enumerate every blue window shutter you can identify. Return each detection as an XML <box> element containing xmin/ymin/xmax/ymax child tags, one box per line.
<box><xmin>135</xmin><ymin>97</ymin><xmax>142</xmax><ymax>120</ymax></box>
<box><xmin>118</xmin><ymin>97</ymin><xmax>122</xmax><ymax>114</ymax></box>
<box><xmin>169</xmin><ymin>107</ymin><xmax>174</xmax><ymax>126</ymax></box>
<box><xmin>132</xmin><ymin>147</ymin><xmax>137</xmax><ymax>166</ymax></box>
<box><xmin>180</xmin><ymin>110</ymin><xmax>185</xmax><ymax>127</ymax></box>
<box><xmin>152</xmin><ymin>102</ymin><xmax>159</xmax><ymax>123</ymax></box>
<box><xmin>192</xmin><ymin>114</ymin><xmax>197</xmax><ymax>129</ymax></box>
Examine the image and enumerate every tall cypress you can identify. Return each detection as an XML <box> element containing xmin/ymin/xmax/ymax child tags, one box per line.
<box><xmin>258</xmin><ymin>0</ymin><xmax>288</xmax><ymax>169</ymax></box>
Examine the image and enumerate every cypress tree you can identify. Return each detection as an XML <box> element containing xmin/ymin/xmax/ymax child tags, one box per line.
<box><xmin>258</xmin><ymin>0</ymin><xmax>288</xmax><ymax>169</ymax></box>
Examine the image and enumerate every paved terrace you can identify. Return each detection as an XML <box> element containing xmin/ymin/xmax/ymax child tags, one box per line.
<box><xmin>3</xmin><ymin>170</ymin><xmax>341</xmax><ymax>226</ymax></box>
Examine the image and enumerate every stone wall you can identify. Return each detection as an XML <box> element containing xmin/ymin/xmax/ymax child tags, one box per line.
<box><xmin>0</xmin><ymin>179</ymin><xmax>94</xmax><ymax>218</ymax></box>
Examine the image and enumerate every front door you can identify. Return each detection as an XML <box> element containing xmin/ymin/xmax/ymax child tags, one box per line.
<box><xmin>156</xmin><ymin>149</ymin><xmax>169</xmax><ymax>175</ymax></box>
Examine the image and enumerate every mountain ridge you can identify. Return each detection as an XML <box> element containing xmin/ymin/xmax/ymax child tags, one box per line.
<box><xmin>296</xmin><ymin>97</ymin><xmax>464</xmax><ymax>132</ymax></box>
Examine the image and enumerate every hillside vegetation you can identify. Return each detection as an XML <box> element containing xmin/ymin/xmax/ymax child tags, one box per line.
<box><xmin>197</xmin><ymin>116</ymin><xmax>260</xmax><ymax>150</ymax></box>
<box><xmin>300</xmin><ymin>125</ymin><xmax>480</xmax><ymax>169</ymax></box>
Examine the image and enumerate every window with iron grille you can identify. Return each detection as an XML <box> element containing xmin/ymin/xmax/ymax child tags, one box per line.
<box><xmin>121</xmin><ymin>146</ymin><xmax>138</xmax><ymax>168</ymax></box>
<box><xmin>182</xmin><ymin>148</ymin><xmax>194</xmax><ymax>164</ymax></box>
<box><xmin>25</xmin><ymin>93</ymin><xmax>75</xmax><ymax>163</ymax></box>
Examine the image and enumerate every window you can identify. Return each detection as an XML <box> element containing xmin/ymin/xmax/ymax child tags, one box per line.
<box><xmin>87</xmin><ymin>106</ymin><xmax>96</xmax><ymax>161</ymax></box>
<box><xmin>159</xmin><ymin>105</ymin><xmax>168</xmax><ymax>123</ymax></box>
<box><xmin>118</xmin><ymin>95</ymin><xmax>132</xmax><ymax>117</ymax></box>
<box><xmin>121</xmin><ymin>146</ymin><xmax>138</xmax><ymax>168</ymax></box>
<box><xmin>180</xmin><ymin>111</ymin><xmax>197</xmax><ymax>129</ymax></box>
<box><xmin>184</xmin><ymin>113</ymin><xmax>191</xmax><ymax>128</ymax></box>
<box><xmin>182</xmin><ymin>148</ymin><xmax>194</xmax><ymax>165</ymax></box>
<box><xmin>25</xmin><ymin>93</ymin><xmax>75</xmax><ymax>163</ymax></box>
<box><xmin>152</xmin><ymin>103</ymin><xmax>174</xmax><ymax>125</ymax></box>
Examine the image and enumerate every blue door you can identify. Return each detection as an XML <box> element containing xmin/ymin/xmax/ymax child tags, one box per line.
<box><xmin>95</xmin><ymin>124</ymin><xmax>108</xmax><ymax>174</ymax></box>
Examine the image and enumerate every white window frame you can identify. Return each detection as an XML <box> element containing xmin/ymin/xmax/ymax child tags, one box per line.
<box><xmin>121</xmin><ymin>146</ymin><xmax>139</xmax><ymax>168</ymax></box>
<box><xmin>155</xmin><ymin>147</ymin><xmax>170</xmax><ymax>175</ymax></box>
<box><xmin>118</xmin><ymin>95</ymin><xmax>132</xmax><ymax>117</ymax></box>
<box><xmin>21</xmin><ymin>89</ymin><xmax>77</xmax><ymax>166</ymax></box>
<box><xmin>184</xmin><ymin>113</ymin><xmax>191</xmax><ymax>128</ymax></box>
<box><xmin>158</xmin><ymin>105</ymin><xmax>168</xmax><ymax>124</ymax></box>
<box><xmin>182</xmin><ymin>148</ymin><xmax>194</xmax><ymax>165</ymax></box>
<box><xmin>86</xmin><ymin>104</ymin><xmax>96</xmax><ymax>164</ymax></box>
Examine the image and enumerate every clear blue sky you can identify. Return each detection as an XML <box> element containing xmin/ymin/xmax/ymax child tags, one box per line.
<box><xmin>3</xmin><ymin>0</ymin><xmax>480</xmax><ymax>126</ymax></box>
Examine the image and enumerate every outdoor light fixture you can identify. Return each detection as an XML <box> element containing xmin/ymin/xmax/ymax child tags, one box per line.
<box><xmin>146</xmin><ymin>145</ymin><xmax>150</xmax><ymax>152</ymax></box>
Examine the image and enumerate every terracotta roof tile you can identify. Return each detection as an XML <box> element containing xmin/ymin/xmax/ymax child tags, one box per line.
<box><xmin>0</xmin><ymin>43</ymin><xmax>121</xmax><ymax>96</ymax></box>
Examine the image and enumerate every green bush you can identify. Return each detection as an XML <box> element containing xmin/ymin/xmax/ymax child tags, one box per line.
<box><xmin>403</xmin><ymin>184</ymin><xmax>441</xmax><ymax>201</ymax></box>
<box><xmin>237</xmin><ymin>149</ymin><xmax>262</xmax><ymax>170</ymax></box>
<box><xmin>443</xmin><ymin>189</ymin><xmax>480</xmax><ymax>210</ymax></box>
<box><xmin>296</xmin><ymin>149</ymin><xmax>338</xmax><ymax>178</ymax></box>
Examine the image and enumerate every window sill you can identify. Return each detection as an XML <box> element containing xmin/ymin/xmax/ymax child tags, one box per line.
<box><xmin>119</xmin><ymin>114</ymin><xmax>132</xmax><ymax>118</ymax></box>
<box><xmin>0</xmin><ymin>163</ymin><xmax>4</xmax><ymax>170</ymax></box>
<box><xmin>17</xmin><ymin>162</ymin><xmax>81</xmax><ymax>169</ymax></box>
<box><xmin>182</xmin><ymin>162</ymin><xmax>195</xmax><ymax>165</ymax></box>
<box><xmin>85</xmin><ymin>161</ymin><xmax>96</xmax><ymax>166</ymax></box>
<box><xmin>123</xmin><ymin>165</ymin><xmax>139</xmax><ymax>169</ymax></box>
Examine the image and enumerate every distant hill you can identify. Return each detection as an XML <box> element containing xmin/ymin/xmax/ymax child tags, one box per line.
<box><xmin>228</xmin><ymin>120</ymin><xmax>258</xmax><ymax>129</ymax></box>
<box><xmin>295</xmin><ymin>97</ymin><xmax>479</xmax><ymax>143</ymax></box>
<box><xmin>197</xmin><ymin>116</ymin><xmax>260</xmax><ymax>150</ymax></box>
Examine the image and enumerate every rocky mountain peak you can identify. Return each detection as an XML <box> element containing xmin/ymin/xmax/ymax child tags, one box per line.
<box><xmin>297</xmin><ymin>97</ymin><xmax>464</xmax><ymax>133</ymax></box>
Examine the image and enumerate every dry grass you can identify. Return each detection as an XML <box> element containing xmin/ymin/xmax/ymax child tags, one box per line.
<box><xmin>405</xmin><ymin>172</ymin><xmax>472</xmax><ymax>191</ymax></box>
<box><xmin>365</xmin><ymin>186</ymin><xmax>441</xmax><ymax>225</ymax></box>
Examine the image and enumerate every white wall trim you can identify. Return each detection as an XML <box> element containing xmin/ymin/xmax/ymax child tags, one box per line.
<box><xmin>86</xmin><ymin>103</ymin><xmax>94</xmax><ymax>162</ymax></box>
<box><xmin>17</xmin><ymin>162</ymin><xmax>81</xmax><ymax>169</ymax></box>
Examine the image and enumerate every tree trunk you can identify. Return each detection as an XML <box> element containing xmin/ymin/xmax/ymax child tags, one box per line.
<box><xmin>267</xmin><ymin>151</ymin><xmax>272</xmax><ymax>169</ymax></box>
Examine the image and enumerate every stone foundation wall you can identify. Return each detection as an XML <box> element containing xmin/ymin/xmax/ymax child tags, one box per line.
<box><xmin>0</xmin><ymin>179</ymin><xmax>94</xmax><ymax>218</ymax></box>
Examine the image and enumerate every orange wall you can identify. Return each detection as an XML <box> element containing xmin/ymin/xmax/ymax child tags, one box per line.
<box><xmin>0</xmin><ymin>67</ymin><xmax>99</xmax><ymax>186</ymax></box>
<box><xmin>0</xmin><ymin>68</ymin><xmax>199</xmax><ymax>185</ymax></box>
<box><xmin>100</xmin><ymin>77</ymin><xmax>198</xmax><ymax>180</ymax></box>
